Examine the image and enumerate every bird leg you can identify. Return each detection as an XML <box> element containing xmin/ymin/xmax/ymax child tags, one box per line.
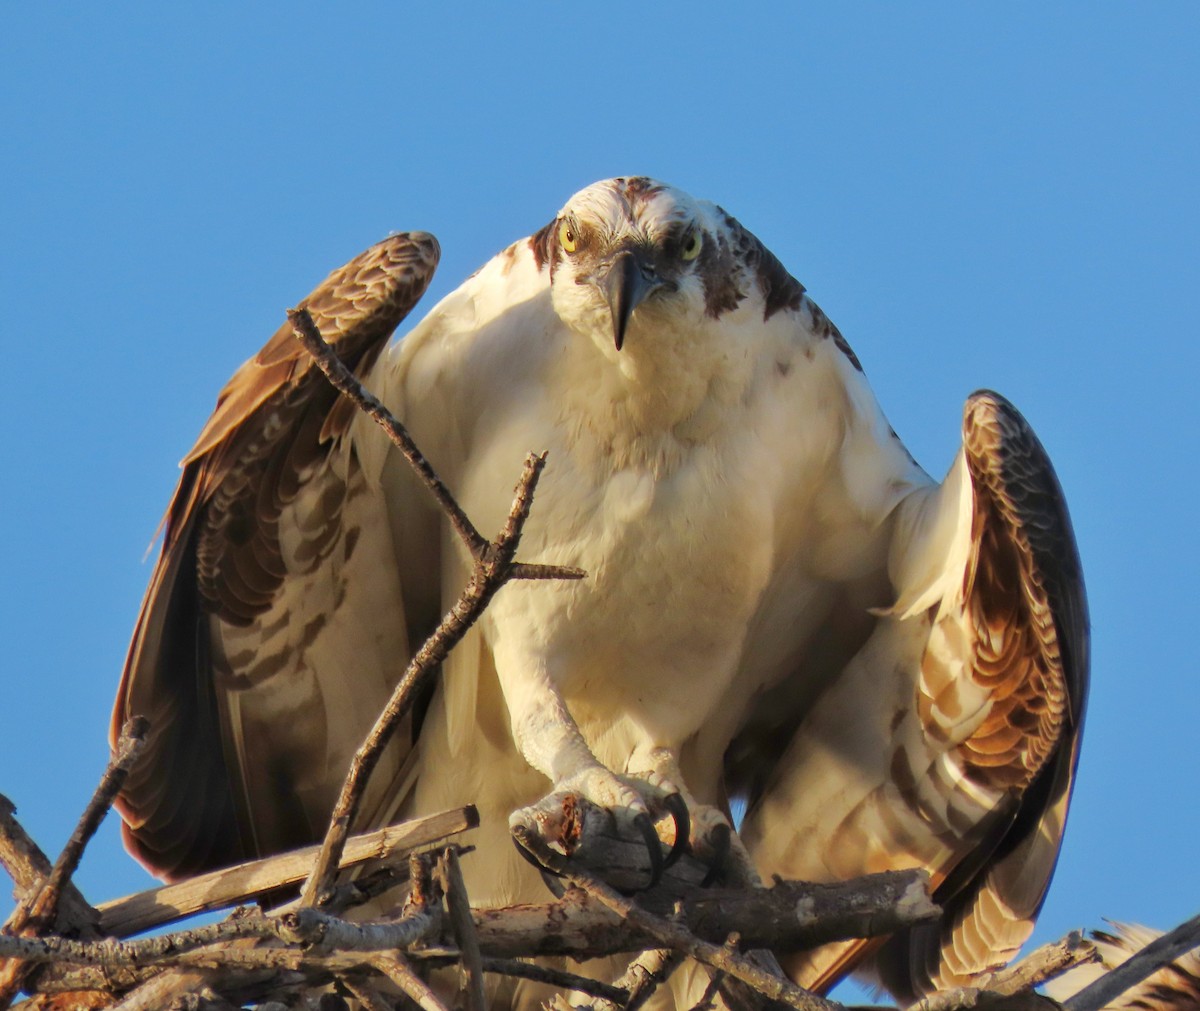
<box><xmin>494</xmin><ymin>653</ymin><xmax>689</xmax><ymax>889</ymax></box>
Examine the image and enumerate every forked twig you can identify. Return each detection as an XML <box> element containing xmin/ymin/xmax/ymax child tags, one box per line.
<box><xmin>291</xmin><ymin>309</ymin><xmax>583</xmax><ymax>908</ymax></box>
<box><xmin>0</xmin><ymin>796</ymin><xmax>98</xmax><ymax>937</ymax></box>
<box><xmin>0</xmin><ymin>718</ymin><xmax>148</xmax><ymax>1008</ymax></box>
<box><xmin>288</xmin><ymin>306</ymin><xmax>487</xmax><ymax>557</ymax></box>
<box><xmin>10</xmin><ymin>718</ymin><xmax>147</xmax><ymax>936</ymax></box>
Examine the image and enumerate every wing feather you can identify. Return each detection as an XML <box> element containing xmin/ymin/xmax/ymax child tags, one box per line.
<box><xmin>741</xmin><ymin>391</ymin><xmax>1088</xmax><ymax>1002</ymax></box>
<box><xmin>112</xmin><ymin>233</ymin><xmax>440</xmax><ymax>880</ymax></box>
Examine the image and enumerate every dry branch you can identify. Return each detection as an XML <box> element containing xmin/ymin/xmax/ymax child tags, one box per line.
<box><xmin>4</xmin><ymin>782</ymin><xmax>1196</xmax><ymax>1010</ymax></box>
<box><xmin>607</xmin><ymin>947</ymin><xmax>684</xmax><ymax>1011</ymax></box>
<box><xmin>467</xmin><ymin>870</ymin><xmax>938</xmax><ymax>959</ymax></box>
<box><xmin>0</xmin><ymin>719</ymin><xmax>148</xmax><ymax>1008</ymax></box>
<box><xmin>440</xmin><ymin>848</ymin><xmax>486</xmax><ymax>1011</ymax></box>
<box><xmin>978</xmin><ymin>933</ymin><xmax>1097</xmax><ymax>998</ymax></box>
<box><xmin>0</xmin><ymin>798</ymin><xmax>98</xmax><ymax>937</ymax></box>
<box><xmin>95</xmin><ymin>807</ymin><xmax>476</xmax><ymax>938</ymax></box>
<box><xmin>288</xmin><ymin>307</ymin><xmax>582</xmax><ymax>909</ymax></box>
<box><xmin>575</xmin><ymin>882</ymin><xmax>832</xmax><ymax>1011</ymax></box>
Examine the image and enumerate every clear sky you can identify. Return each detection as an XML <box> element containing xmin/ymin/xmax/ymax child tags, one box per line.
<box><xmin>2</xmin><ymin>5</ymin><xmax>1197</xmax><ymax>1004</ymax></box>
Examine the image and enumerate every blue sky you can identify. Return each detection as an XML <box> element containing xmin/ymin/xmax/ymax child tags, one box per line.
<box><xmin>2</xmin><ymin>5</ymin><xmax>1197</xmax><ymax>1003</ymax></box>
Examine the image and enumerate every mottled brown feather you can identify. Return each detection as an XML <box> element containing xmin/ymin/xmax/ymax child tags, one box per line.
<box><xmin>111</xmin><ymin>233</ymin><xmax>440</xmax><ymax>880</ymax></box>
<box><xmin>875</xmin><ymin>390</ymin><xmax>1089</xmax><ymax>1001</ymax></box>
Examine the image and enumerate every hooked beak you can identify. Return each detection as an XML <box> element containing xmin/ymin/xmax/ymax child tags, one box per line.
<box><xmin>596</xmin><ymin>249</ymin><xmax>664</xmax><ymax>351</ymax></box>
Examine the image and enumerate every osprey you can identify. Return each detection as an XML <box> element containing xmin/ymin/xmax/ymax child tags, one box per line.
<box><xmin>112</xmin><ymin>177</ymin><xmax>1087</xmax><ymax>1003</ymax></box>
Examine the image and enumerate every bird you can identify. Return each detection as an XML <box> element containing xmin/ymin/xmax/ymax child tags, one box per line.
<box><xmin>111</xmin><ymin>176</ymin><xmax>1087</xmax><ymax>1006</ymax></box>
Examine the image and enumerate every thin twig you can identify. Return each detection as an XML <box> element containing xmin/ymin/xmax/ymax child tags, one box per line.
<box><xmin>475</xmin><ymin>958</ymin><xmax>628</xmax><ymax>1003</ymax></box>
<box><xmin>689</xmin><ymin>967</ymin><xmax>726</xmax><ymax>1011</ymax></box>
<box><xmin>289</xmin><ymin>306</ymin><xmax>487</xmax><ymax>557</ymax></box>
<box><xmin>0</xmin><ymin>796</ymin><xmax>98</xmax><ymax>937</ymax></box>
<box><xmin>4</xmin><ymin>719</ymin><xmax>145</xmax><ymax>938</ymax></box>
<box><xmin>299</xmin><ymin>451</ymin><xmax>563</xmax><ymax>907</ymax></box>
<box><xmin>441</xmin><ymin>848</ymin><xmax>487</xmax><ymax>1011</ymax></box>
<box><xmin>1064</xmin><ymin>911</ymin><xmax>1200</xmax><ymax>1011</ymax></box>
<box><xmin>27</xmin><ymin>717</ymin><xmax>147</xmax><ymax>932</ymax></box>
<box><xmin>981</xmin><ymin>932</ymin><xmax>1097</xmax><ymax>996</ymax></box>
<box><xmin>367</xmin><ymin>953</ymin><xmax>452</xmax><ymax>1011</ymax></box>
<box><xmin>342</xmin><ymin>978</ymin><xmax>397</xmax><ymax>1011</ymax></box>
<box><xmin>97</xmin><ymin>806</ymin><xmax>477</xmax><ymax>937</ymax></box>
<box><xmin>0</xmin><ymin>718</ymin><xmax>148</xmax><ymax>1009</ymax></box>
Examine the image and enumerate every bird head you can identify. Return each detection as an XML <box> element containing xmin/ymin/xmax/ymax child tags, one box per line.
<box><xmin>541</xmin><ymin>177</ymin><xmax>738</xmax><ymax>356</ymax></box>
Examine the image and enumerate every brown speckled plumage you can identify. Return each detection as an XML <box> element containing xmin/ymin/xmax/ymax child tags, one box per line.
<box><xmin>112</xmin><ymin>234</ymin><xmax>439</xmax><ymax>880</ymax></box>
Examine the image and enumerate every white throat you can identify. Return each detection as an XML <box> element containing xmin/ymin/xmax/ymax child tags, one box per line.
<box><xmin>551</xmin><ymin>308</ymin><xmax>753</xmax><ymax>474</ymax></box>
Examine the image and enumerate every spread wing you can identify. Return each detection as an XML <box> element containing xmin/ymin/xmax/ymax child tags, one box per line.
<box><xmin>112</xmin><ymin>233</ymin><xmax>441</xmax><ymax>881</ymax></box>
<box><xmin>739</xmin><ymin>390</ymin><xmax>1088</xmax><ymax>1002</ymax></box>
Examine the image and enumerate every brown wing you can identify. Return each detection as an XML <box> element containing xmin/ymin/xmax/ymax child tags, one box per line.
<box><xmin>739</xmin><ymin>391</ymin><xmax>1087</xmax><ymax>1002</ymax></box>
<box><xmin>873</xmin><ymin>390</ymin><xmax>1089</xmax><ymax>999</ymax></box>
<box><xmin>112</xmin><ymin>233</ymin><xmax>440</xmax><ymax>881</ymax></box>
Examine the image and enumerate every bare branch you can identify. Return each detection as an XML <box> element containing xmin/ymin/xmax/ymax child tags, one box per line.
<box><xmin>688</xmin><ymin>967</ymin><xmax>726</xmax><ymax>1011</ymax></box>
<box><xmin>980</xmin><ymin>932</ymin><xmax>1098</xmax><ymax>997</ymax></box>
<box><xmin>342</xmin><ymin>978</ymin><xmax>398</xmax><ymax>1011</ymax></box>
<box><xmin>290</xmin><ymin>307</ymin><xmax>582</xmax><ymax>910</ymax></box>
<box><xmin>299</xmin><ymin>450</ymin><xmax>571</xmax><ymax>907</ymax></box>
<box><xmin>289</xmin><ymin>305</ymin><xmax>487</xmax><ymax>558</ymax></box>
<box><xmin>472</xmin><ymin>958</ymin><xmax>627</xmax><ymax>1003</ymax></box>
<box><xmin>512</xmin><ymin>824</ymin><xmax>842</xmax><ymax>1011</ymax></box>
<box><xmin>26</xmin><ymin>718</ymin><xmax>146</xmax><ymax>933</ymax></box>
<box><xmin>907</xmin><ymin>994</ymin><xmax>1059</xmax><ymax>1011</ymax></box>
<box><xmin>611</xmin><ymin>948</ymin><xmax>684</xmax><ymax>1011</ymax></box>
<box><xmin>440</xmin><ymin>848</ymin><xmax>487</xmax><ymax>1011</ymax></box>
<box><xmin>0</xmin><ymin>719</ymin><xmax>147</xmax><ymax>1008</ymax></box>
<box><xmin>274</xmin><ymin>905</ymin><xmax>440</xmax><ymax>953</ymax></box>
<box><xmin>97</xmin><ymin>807</ymin><xmax>476</xmax><ymax>938</ymax></box>
<box><xmin>367</xmin><ymin>953</ymin><xmax>451</xmax><ymax>1011</ymax></box>
<box><xmin>0</xmin><ymin>796</ymin><xmax>98</xmax><ymax>937</ymax></box>
<box><xmin>468</xmin><ymin>868</ymin><xmax>937</xmax><ymax>959</ymax></box>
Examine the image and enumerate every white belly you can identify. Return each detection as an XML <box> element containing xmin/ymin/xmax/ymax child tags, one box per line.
<box><xmin>463</xmin><ymin>409</ymin><xmax>778</xmax><ymax>758</ymax></box>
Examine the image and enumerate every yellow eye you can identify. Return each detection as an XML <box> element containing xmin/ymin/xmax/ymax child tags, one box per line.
<box><xmin>681</xmin><ymin>230</ymin><xmax>703</xmax><ymax>261</ymax></box>
<box><xmin>558</xmin><ymin>220</ymin><xmax>578</xmax><ymax>253</ymax></box>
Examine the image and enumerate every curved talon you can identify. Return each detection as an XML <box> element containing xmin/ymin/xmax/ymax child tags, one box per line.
<box><xmin>633</xmin><ymin>811</ymin><xmax>665</xmax><ymax>889</ymax></box>
<box><xmin>539</xmin><ymin>867</ymin><xmax>568</xmax><ymax>898</ymax></box>
<box><xmin>662</xmin><ymin>793</ymin><xmax>690</xmax><ymax>869</ymax></box>
<box><xmin>511</xmin><ymin>834</ymin><xmax>565</xmax><ymax>878</ymax></box>
<box><xmin>699</xmin><ymin>821</ymin><xmax>731</xmax><ymax>887</ymax></box>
